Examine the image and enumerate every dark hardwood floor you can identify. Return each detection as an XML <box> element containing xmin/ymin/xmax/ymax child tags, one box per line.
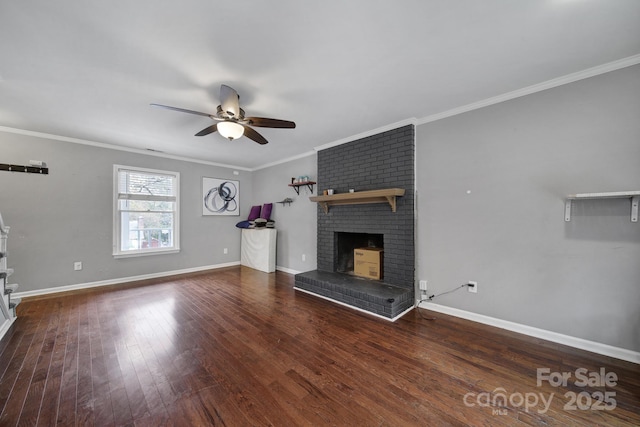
<box><xmin>0</xmin><ymin>266</ymin><xmax>638</xmax><ymax>426</ymax></box>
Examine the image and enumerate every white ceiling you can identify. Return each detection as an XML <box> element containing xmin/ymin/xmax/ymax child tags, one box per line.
<box><xmin>1</xmin><ymin>1</ymin><xmax>639</xmax><ymax>170</ymax></box>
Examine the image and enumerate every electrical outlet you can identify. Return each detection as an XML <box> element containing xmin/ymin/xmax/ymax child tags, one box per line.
<box><xmin>223</xmin><ymin>248</ymin><xmax>228</xmax><ymax>254</ymax></box>
<box><xmin>468</xmin><ymin>281</ymin><xmax>478</xmax><ymax>293</ymax></box>
<box><xmin>419</xmin><ymin>280</ymin><xmax>427</xmax><ymax>291</ymax></box>
<box><xmin>302</xmin><ymin>254</ymin><xmax>306</xmax><ymax>262</ymax></box>
<box><xmin>74</xmin><ymin>261</ymin><xmax>82</xmax><ymax>271</ymax></box>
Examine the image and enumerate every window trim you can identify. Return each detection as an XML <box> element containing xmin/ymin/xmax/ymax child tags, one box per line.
<box><xmin>113</xmin><ymin>164</ymin><xmax>180</xmax><ymax>258</ymax></box>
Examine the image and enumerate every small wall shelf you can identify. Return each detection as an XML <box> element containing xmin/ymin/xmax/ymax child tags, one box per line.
<box><xmin>0</xmin><ymin>163</ymin><xmax>48</xmax><ymax>175</ymax></box>
<box><xmin>565</xmin><ymin>191</ymin><xmax>639</xmax><ymax>222</ymax></box>
<box><xmin>277</xmin><ymin>198</ymin><xmax>294</xmax><ymax>206</ymax></box>
<box><xmin>310</xmin><ymin>188</ymin><xmax>405</xmax><ymax>214</ymax></box>
<box><xmin>289</xmin><ymin>181</ymin><xmax>316</xmax><ymax>195</ymax></box>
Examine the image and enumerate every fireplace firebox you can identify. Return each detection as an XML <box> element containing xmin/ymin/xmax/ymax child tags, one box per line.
<box><xmin>334</xmin><ymin>232</ymin><xmax>383</xmax><ymax>275</ymax></box>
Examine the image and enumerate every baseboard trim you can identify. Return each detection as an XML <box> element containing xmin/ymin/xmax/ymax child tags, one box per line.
<box><xmin>13</xmin><ymin>261</ymin><xmax>241</xmax><ymax>299</ymax></box>
<box><xmin>419</xmin><ymin>302</ymin><xmax>639</xmax><ymax>365</ymax></box>
<box><xmin>294</xmin><ymin>286</ymin><xmax>414</xmax><ymax>322</ymax></box>
<box><xmin>276</xmin><ymin>266</ymin><xmax>302</xmax><ymax>275</ymax></box>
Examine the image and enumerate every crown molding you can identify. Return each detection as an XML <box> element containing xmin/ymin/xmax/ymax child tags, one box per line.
<box><xmin>313</xmin><ymin>117</ymin><xmax>417</xmax><ymax>153</ymax></box>
<box><xmin>417</xmin><ymin>53</ymin><xmax>640</xmax><ymax>125</ymax></box>
<box><xmin>0</xmin><ymin>126</ymin><xmax>253</xmax><ymax>171</ymax></box>
<box><xmin>4</xmin><ymin>55</ymin><xmax>638</xmax><ymax>172</ymax></box>
<box><xmin>253</xmin><ymin>117</ymin><xmax>418</xmax><ymax>171</ymax></box>
<box><xmin>251</xmin><ymin>150</ymin><xmax>316</xmax><ymax>171</ymax></box>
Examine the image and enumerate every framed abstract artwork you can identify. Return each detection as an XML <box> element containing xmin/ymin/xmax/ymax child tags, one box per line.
<box><xmin>202</xmin><ymin>177</ymin><xmax>240</xmax><ymax>216</ymax></box>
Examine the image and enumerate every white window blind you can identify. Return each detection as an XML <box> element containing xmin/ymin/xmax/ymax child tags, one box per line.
<box><xmin>113</xmin><ymin>165</ymin><xmax>180</xmax><ymax>257</ymax></box>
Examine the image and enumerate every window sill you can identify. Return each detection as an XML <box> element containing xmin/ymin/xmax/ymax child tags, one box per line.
<box><xmin>113</xmin><ymin>248</ymin><xmax>180</xmax><ymax>259</ymax></box>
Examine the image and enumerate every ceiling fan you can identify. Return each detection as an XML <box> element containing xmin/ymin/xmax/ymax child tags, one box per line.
<box><xmin>151</xmin><ymin>85</ymin><xmax>296</xmax><ymax>145</ymax></box>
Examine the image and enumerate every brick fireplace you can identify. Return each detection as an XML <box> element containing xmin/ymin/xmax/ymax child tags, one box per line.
<box><xmin>295</xmin><ymin>125</ymin><xmax>415</xmax><ymax>320</ymax></box>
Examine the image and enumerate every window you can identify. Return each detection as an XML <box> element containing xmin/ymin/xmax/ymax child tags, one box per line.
<box><xmin>113</xmin><ymin>165</ymin><xmax>180</xmax><ymax>257</ymax></box>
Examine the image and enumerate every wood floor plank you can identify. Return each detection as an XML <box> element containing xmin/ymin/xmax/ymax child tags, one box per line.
<box><xmin>0</xmin><ymin>266</ymin><xmax>637</xmax><ymax>426</ymax></box>
<box><xmin>34</xmin><ymin>301</ymin><xmax>70</xmax><ymax>427</ymax></box>
<box><xmin>74</xmin><ymin>297</ymin><xmax>93</xmax><ymax>426</ymax></box>
<box><xmin>130</xmin><ymin>315</ymin><xmax>181</xmax><ymax>409</ymax></box>
<box><xmin>0</xmin><ymin>306</ymin><xmax>51</xmax><ymax>425</ymax></box>
<box><xmin>87</xmin><ymin>300</ymin><xmax>115</xmax><ymax>427</ymax></box>
<box><xmin>54</xmin><ymin>297</ymin><xmax>80</xmax><ymax>427</ymax></box>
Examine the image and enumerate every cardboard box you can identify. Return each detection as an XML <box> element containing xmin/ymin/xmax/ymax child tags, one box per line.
<box><xmin>354</xmin><ymin>247</ymin><xmax>383</xmax><ymax>280</ymax></box>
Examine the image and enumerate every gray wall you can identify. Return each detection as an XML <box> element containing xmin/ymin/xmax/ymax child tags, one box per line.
<box><xmin>252</xmin><ymin>154</ymin><xmax>318</xmax><ymax>273</ymax></box>
<box><xmin>416</xmin><ymin>64</ymin><xmax>640</xmax><ymax>352</ymax></box>
<box><xmin>0</xmin><ymin>132</ymin><xmax>252</xmax><ymax>292</ymax></box>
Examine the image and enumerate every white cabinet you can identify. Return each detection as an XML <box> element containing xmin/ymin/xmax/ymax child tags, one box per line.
<box><xmin>241</xmin><ymin>229</ymin><xmax>277</xmax><ymax>273</ymax></box>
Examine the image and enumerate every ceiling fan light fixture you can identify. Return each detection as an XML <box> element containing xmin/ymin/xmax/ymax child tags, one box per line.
<box><xmin>217</xmin><ymin>121</ymin><xmax>244</xmax><ymax>140</ymax></box>
<box><xmin>152</xmin><ymin>84</ymin><xmax>295</xmax><ymax>145</ymax></box>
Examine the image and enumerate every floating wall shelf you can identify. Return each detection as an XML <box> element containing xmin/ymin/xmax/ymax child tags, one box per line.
<box><xmin>289</xmin><ymin>181</ymin><xmax>316</xmax><ymax>195</ymax></box>
<box><xmin>277</xmin><ymin>198</ymin><xmax>294</xmax><ymax>206</ymax></box>
<box><xmin>565</xmin><ymin>191</ymin><xmax>639</xmax><ymax>222</ymax></box>
<box><xmin>310</xmin><ymin>188</ymin><xmax>405</xmax><ymax>214</ymax></box>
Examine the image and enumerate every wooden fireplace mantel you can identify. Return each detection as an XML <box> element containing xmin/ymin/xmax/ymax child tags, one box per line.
<box><xmin>309</xmin><ymin>188</ymin><xmax>405</xmax><ymax>214</ymax></box>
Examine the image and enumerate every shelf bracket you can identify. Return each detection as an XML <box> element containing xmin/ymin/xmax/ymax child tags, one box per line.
<box><xmin>385</xmin><ymin>196</ymin><xmax>397</xmax><ymax>213</ymax></box>
<box><xmin>564</xmin><ymin>200</ymin><xmax>572</xmax><ymax>222</ymax></box>
<box><xmin>303</xmin><ymin>182</ymin><xmax>315</xmax><ymax>194</ymax></box>
<box><xmin>632</xmin><ymin>196</ymin><xmax>638</xmax><ymax>223</ymax></box>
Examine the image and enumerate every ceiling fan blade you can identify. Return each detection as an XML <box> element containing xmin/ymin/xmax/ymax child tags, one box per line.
<box><xmin>245</xmin><ymin>117</ymin><xmax>296</xmax><ymax>128</ymax></box>
<box><xmin>195</xmin><ymin>124</ymin><xmax>218</xmax><ymax>137</ymax></box>
<box><xmin>242</xmin><ymin>126</ymin><xmax>269</xmax><ymax>145</ymax></box>
<box><xmin>151</xmin><ymin>103</ymin><xmax>213</xmax><ymax>118</ymax></box>
<box><xmin>220</xmin><ymin>85</ymin><xmax>240</xmax><ymax>118</ymax></box>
